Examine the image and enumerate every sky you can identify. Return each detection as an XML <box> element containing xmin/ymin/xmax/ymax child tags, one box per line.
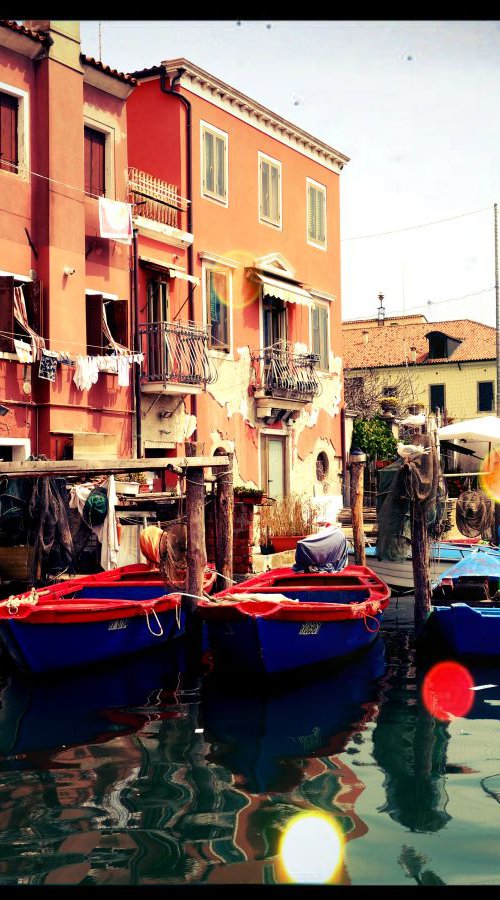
<box><xmin>80</xmin><ymin>19</ymin><xmax>500</xmax><ymax>328</ymax></box>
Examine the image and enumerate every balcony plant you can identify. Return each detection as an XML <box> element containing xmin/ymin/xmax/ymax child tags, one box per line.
<box><xmin>259</xmin><ymin>494</ymin><xmax>318</xmax><ymax>552</ymax></box>
<box><xmin>234</xmin><ymin>485</ymin><xmax>265</xmax><ymax>505</ymax></box>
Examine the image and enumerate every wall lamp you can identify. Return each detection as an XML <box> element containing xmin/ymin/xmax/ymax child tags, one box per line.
<box><xmin>63</xmin><ymin>266</ymin><xmax>76</xmax><ymax>276</ymax></box>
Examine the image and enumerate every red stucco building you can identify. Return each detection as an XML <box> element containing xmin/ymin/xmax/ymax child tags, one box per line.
<box><xmin>0</xmin><ymin>20</ymin><xmax>349</xmax><ymax>510</ymax></box>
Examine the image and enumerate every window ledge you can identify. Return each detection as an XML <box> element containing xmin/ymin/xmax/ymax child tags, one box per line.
<box><xmin>133</xmin><ymin>215</ymin><xmax>194</xmax><ymax>249</ymax></box>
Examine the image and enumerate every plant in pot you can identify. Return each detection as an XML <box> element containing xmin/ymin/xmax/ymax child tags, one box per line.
<box><xmin>234</xmin><ymin>485</ymin><xmax>265</xmax><ymax>505</ymax></box>
<box><xmin>259</xmin><ymin>494</ymin><xmax>318</xmax><ymax>553</ymax></box>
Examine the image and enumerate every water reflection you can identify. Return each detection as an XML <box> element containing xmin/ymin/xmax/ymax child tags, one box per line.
<box><xmin>372</xmin><ymin>633</ymin><xmax>452</xmax><ymax>833</ymax></box>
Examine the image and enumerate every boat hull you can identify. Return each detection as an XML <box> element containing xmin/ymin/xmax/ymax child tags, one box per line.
<box><xmin>197</xmin><ymin>565</ymin><xmax>390</xmax><ymax>677</ymax></box>
<box><xmin>0</xmin><ymin>580</ymin><xmax>186</xmax><ymax>674</ymax></box>
<box><xmin>429</xmin><ymin>603</ymin><xmax>500</xmax><ymax>657</ymax></box>
<box><xmin>349</xmin><ymin>542</ymin><xmax>482</xmax><ymax>590</ymax></box>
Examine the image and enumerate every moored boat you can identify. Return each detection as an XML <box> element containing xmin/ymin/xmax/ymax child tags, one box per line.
<box><xmin>196</xmin><ymin>564</ymin><xmax>391</xmax><ymax>677</ymax></box>
<box><xmin>425</xmin><ymin>547</ymin><xmax>500</xmax><ymax>657</ymax></box>
<box><xmin>348</xmin><ymin>539</ymin><xmax>486</xmax><ymax>591</ymax></box>
<box><xmin>0</xmin><ymin>578</ymin><xmax>186</xmax><ymax>674</ymax></box>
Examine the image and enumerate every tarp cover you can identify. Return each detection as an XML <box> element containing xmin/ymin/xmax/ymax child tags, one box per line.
<box><xmin>293</xmin><ymin>526</ymin><xmax>348</xmax><ymax>573</ymax></box>
<box><xmin>436</xmin><ymin>547</ymin><xmax>500</xmax><ymax>583</ymax></box>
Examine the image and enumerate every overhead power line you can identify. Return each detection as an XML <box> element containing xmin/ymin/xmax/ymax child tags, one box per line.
<box><xmin>342</xmin><ymin>205</ymin><xmax>492</xmax><ymax>242</ymax></box>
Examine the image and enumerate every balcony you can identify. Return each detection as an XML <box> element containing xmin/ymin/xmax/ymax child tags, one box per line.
<box><xmin>139</xmin><ymin>320</ymin><xmax>217</xmax><ymax>394</ymax></box>
<box><xmin>128</xmin><ymin>168</ymin><xmax>193</xmax><ymax>248</ymax></box>
<box><xmin>251</xmin><ymin>342</ymin><xmax>321</xmax><ymax>423</ymax></box>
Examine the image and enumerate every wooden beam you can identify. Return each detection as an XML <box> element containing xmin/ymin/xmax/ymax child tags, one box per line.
<box><xmin>185</xmin><ymin>443</ymin><xmax>207</xmax><ymax>616</ymax></box>
<box><xmin>349</xmin><ymin>450</ymin><xmax>366</xmax><ymax>567</ymax></box>
<box><xmin>0</xmin><ymin>456</ymin><xmax>229</xmax><ymax>479</ymax></box>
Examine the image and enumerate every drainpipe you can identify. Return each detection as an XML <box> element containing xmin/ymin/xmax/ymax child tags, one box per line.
<box><xmin>132</xmin><ymin>226</ymin><xmax>143</xmax><ymax>457</ymax></box>
<box><xmin>160</xmin><ymin>66</ymin><xmax>198</xmax><ymax>443</ymax></box>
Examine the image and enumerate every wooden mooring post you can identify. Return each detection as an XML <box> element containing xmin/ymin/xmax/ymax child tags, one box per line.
<box><xmin>185</xmin><ymin>442</ymin><xmax>208</xmax><ymax>617</ymax></box>
<box><xmin>411</xmin><ymin>497</ymin><xmax>431</xmax><ymax>634</ymax></box>
<box><xmin>349</xmin><ymin>447</ymin><xmax>366</xmax><ymax>567</ymax></box>
<box><xmin>215</xmin><ymin>451</ymin><xmax>234</xmax><ymax>593</ymax></box>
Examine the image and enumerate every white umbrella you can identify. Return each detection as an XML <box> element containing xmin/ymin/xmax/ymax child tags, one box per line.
<box><xmin>437</xmin><ymin>415</ymin><xmax>500</xmax><ymax>444</ymax></box>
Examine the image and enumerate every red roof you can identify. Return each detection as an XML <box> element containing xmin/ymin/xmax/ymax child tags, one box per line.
<box><xmin>82</xmin><ymin>55</ymin><xmax>137</xmax><ymax>86</ymax></box>
<box><xmin>342</xmin><ymin>317</ymin><xmax>496</xmax><ymax>369</ymax></box>
<box><xmin>0</xmin><ymin>19</ymin><xmax>48</xmax><ymax>43</ymax></box>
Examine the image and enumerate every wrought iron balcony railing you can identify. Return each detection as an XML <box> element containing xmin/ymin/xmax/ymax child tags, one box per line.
<box><xmin>139</xmin><ymin>320</ymin><xmax>217</xmax><ymax>389</ymax></box>
<box><xmin>128</xmin><ymin>168</ymin><xmax>188</xmax><ymax>230</ymax></box>
<box><xmin>251</xmin><ymin>342</ymin><xmax>321</xmax><ymax>401</ymax></box>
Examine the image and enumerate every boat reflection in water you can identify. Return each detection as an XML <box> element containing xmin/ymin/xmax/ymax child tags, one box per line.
<box><xmin>0</xmin><ymin>641</ymin><xmax>190</xmax><ymax>758</ymax></box>
<box><xmin>200</xmin><ymin>638</ymin><xmax>387</xmax><ymax>884</ymax></box>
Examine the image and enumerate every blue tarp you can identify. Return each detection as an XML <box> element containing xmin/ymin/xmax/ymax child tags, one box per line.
<box><xmin>436</xmin><ymin>547</ymin><xmax>500</xmax><ymax>583</ymax></box>
<box><xmin>293</xmin><ymin>526</ymin><xmax>348</xmax><ymax>573</ymax></box>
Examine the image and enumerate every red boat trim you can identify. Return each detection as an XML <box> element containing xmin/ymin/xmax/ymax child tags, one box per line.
<box><xmin>0</xmin><ymin>595</ymin><xmax>179</xmax><ymax>624</ymax></box>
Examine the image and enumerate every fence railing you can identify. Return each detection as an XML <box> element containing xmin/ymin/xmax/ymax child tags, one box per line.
<box><xmin>139</xmin><ymin>320</ymin><xmax>217</xmax><ymax>388</ymax></box>
<box><xmin>128</xmin><ymin>167</ymin><xmax>188</xmax><ymax>230</ymax></box>
<box><xmin>251</xmin><ymin>342</ymin><xmax>321</xmax><ymax>401</ymax></box>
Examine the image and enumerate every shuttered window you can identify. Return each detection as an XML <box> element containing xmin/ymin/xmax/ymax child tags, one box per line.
<box><xmin>207</xmin><ymin>269</ymin><xmax>230</xmax><ymax>351</ymax></box>
<box><xmin>259</xmin><ymin>154</ymin><xmax>281</xmax><ymax>226</ymax></box>
<box><xmin>478</xmin><ymin>381</ymin><xmax>494</xmax><ymax>412</ymax></box>
<box><xmin>84</xmin><ymin>126</ymin><xmax>106</xmax><ymax>197</ymax></box>
<box><xmin>307</xmin><ymin>180</ymin><xmax>326</xmax><ymax>247</ymax></box>
<box><xmin>0</xmin><ymin>92</ymin><xmax>18</xmax><ymax>174</ymax></box>
<box><xmin>202</xmin><ymin>123</ymin><xmax>227</xmax><ymax>202</ymax></box>
<box><xmin>311</xmin><ymin>303</ymin><xmax>329</xmax><ymax>371</ymax></box>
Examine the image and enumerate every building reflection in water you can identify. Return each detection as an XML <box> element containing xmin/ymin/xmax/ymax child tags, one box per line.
<box><xmin>0</xmin><ymin>635</ymin><xmax>390</xmax><ymax>885</ymax></box>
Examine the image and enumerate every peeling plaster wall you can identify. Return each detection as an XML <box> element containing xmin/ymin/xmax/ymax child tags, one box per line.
<box><xmin>206</xmin><ymin>347</ymin><xmax>257</xmax><ymax>426</ymax></box>
<box><xmin>142</xmin><ymin>396</ymin><xmax>196</xmax><ymax>448</ymax></box>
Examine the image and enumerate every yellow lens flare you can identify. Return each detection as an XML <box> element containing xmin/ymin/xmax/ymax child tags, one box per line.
<box><xmin>278</xmin><ymin>812</ymin><xmax>343</xmax><ymax>884</ymax></box>
<box><xmin>219</xmin><ymin>249</ymin><xmax>260</xmax><ymax>311</ymax></box>
<box><xmin>479</xmin><ymin>449</ymin><xmax>500</xmax><ymax>503</ymax></box>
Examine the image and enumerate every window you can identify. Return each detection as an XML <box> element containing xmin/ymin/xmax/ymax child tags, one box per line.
<box><xmin>311</xmin><ymin>302</ymin><xmax>329</xmax><ymax>371</ymax></box>
<box><xmin>307</xmin><ymin>178</ymin><xmax>326</xmax><ymax>248</ymax></box>
<box><xmin>201</xmin><ymin>122</ymin><xmax>227</xmax><ymax>203</ymax></box>
<box><xmin>263</xmin><ymin>294</ymin><xmax>287</xmax><ymax>348</ymax></box>
<box><xmin>206</xmin><ymin>269</ymin><xmax>230</xmax><ymax>351</ymax></box>
<box><xmin>0</xmin><ymin>91</ymin><xmax>18</xmax><ymax>174</ymax></box>
<box><xmin>316</xmin><ymin>451</ymin><xmax>329</xmax><ymax>482</ymax></box>
<box><xmin>86</xmin><ymin>293</ymin><xmax>127</xmax><ymax>355</ymax></box>
<box><xmin>0</xmin><ymin>275</ymin><xmax>42</xmax><ymax>353</ymax></box>
<box><xmin>429</xmin><ymin>384</ymin><xmax>445</xmax><ymax>414</ymax></box>
<box><xmin>427</xmin><ymin>331</ymin><xmax>461</xmax><ymax>359</ymax></box>
<box><xmin>146</xmin><ymin>278</ymin><xmax>169</xmax><ymax>380</ymax></box>
<box><xmin>478</xmin><ymin>381</ymin><xmax>494</xmax><ymax>413</ymax></box>
<box><xmin>84</xmin><ymin>126</ymin><xmax>106</xmax><ymax>197</ymax></box>
<box><xmin>259</xmin><ymin>152</ymin><xmax>281</xmax><ymax>227</ymax></box>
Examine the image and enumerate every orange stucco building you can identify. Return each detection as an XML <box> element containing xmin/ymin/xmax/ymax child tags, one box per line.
<box><xmin>0</xmin><ymin>20</ymin><xmax>136</xmax><ymax>462</ymax></box>
<box><xmin>126</xmin><ymin>59</ymin><xmax>349</xmax><ymax>501</ymax></box>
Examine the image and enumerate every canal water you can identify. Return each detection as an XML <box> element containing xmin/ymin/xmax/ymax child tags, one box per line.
<box><xmin>0</xmin><ymin>610</ymin><xmax>499</xmax><ymax>885</ymax></box>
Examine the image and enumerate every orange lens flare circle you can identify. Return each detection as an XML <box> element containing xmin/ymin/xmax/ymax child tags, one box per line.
<box><xmin>422</xmin><ymin>661</ymin><xmax>474</xmax><ymax>721</ymax></box>
<box><xmin>479</xmin><ymin>449</ymin><xmax>500</xmax><ymax>503</ymax></box>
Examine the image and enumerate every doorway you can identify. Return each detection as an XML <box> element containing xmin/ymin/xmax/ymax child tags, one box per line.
<box><xmin>261</xmin><ymin>433</ymin><xmax>287</xmax><ymax>499</ymax></box>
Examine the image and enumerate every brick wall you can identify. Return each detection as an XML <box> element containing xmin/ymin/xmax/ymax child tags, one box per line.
<box><xmin>205</xmin><ymin>498</ymin><xmax>255</xmax><ymax>576</ymax></box>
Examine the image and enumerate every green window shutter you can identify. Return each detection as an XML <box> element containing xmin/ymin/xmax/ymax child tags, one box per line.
<box><xmin>308</xmin><ymin>184</ymin><xmax>316</xmax><ymax>240</ymax></box>
<box><xmin>261</xmin><ymin>159</ymin><xmax>270</xmax><ymax>218</ymax></box>
<box><xmin>215</xmin><ymin>135</ymin><xmax>226</xmax><ymax>198</ymax></box>
<box><xmin>270</xmin><ymin>163</ymin><xmax>279</xmax><ymax>223</ymax></box>
<box><xmin>204</xmin><ymin>129</ymin><xmax>214</xmax><ymax>194</ymax></box>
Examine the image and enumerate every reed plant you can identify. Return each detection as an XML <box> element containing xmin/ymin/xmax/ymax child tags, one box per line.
<box><xmin>260</xmin><ymin>494</ymin><xmax>318</xmax><ymax>538</ymax></box>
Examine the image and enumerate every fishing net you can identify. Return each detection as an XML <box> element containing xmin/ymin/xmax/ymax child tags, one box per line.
<box><xmin>376</xmin><ymin>434</ymin><xmax>447</xmax><ymax>561</ymax></box>
<box><xmin>159</xmin><ymin>522</ymin><xmax>188</xmax><ymax>588</ymax></box>
<box><xmin>28</xmin><ymin>472</ymin><xmax>75</xmax><ymax>583</ymax></box>
<box><xmin>455</xmin><ymin>490</ymin><xmax>494</xmax><ymax>540</ymax></box>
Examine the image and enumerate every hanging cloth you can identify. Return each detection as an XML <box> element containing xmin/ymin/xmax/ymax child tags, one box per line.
<box><xmin>38</xmin><ymin>349</ymin><xmax>58</xmax><ymax>382</ymax></box>
<box><xmin>13</xmin><ymin>286</ymin><xmax>45</xmax><ymax>362</ymax></box>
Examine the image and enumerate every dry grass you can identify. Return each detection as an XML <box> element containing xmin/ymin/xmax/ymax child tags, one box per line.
<box><xmin>260</xmin><ymin>494</ymin><xmax>318</xmax><ymax>538</ymax></box>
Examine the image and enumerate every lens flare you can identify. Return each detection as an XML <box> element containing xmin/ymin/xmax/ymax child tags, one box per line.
<box><xmin>422</xmin><ymin>661</ymin><xmax>474</xmax><ymax>721</ymax></box>
<box><xmin>479</xmin><ymin>449</ymin><xmax>500</xmax><ymax>503</ymax></box>
<box><xmin>278</xmin><ymin>812</ymin><xmax>343</xmax><ymax>884</ymax></box>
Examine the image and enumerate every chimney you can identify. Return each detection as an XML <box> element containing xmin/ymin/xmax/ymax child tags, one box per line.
<box><xmin>362</xmin><ymin>330</ymin><xmax>369</xmax><ymax>345</ymax></box>
<box><xmin>377</xmin><ymin>293</ymin><xmax>385</xmax><ymax>326</ymax></box>
<box><xmin>410</xmin><ymin>346</ymin><xmax>417</xmax><ymax>363</ymax></box>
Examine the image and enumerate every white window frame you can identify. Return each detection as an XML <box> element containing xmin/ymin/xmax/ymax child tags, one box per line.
<box><xmin>310</xmin><ymin>299</ymin><xmax>330</xmax><ymax>372</ymax></box>
<box><xmin>258</xmin><ymin>151</ymin><xmax>282</xmax><ymax>229</ymax></box>
<box><xmin>83</xmin><ymin>113</ymin><xmax>116</xmax><ymax>200</ymax></box>
<box><xmin>201</xmin><ymin>261</ymin><xmax>233</xmax><ymax>357</ymax></box>
<box><xmin>0</xmin><ymin>80</ymin><xmax>29</xmax><ymax>181</ymax></box>
<box><xmin>306</xmin><ymin>176</ymin><xmax>327</xmax><ymax>250</ymax></box>
<box><xmin>200</xmin><ymin>120</ymin><xmax>228</xmax><ymax>207</ymax></box>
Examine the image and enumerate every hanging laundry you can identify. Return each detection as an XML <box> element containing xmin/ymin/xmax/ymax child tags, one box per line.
<box><xmin>97</xmin><ymin>355</ymin><xmax>118</xmax><ymax>374</ymax></box>
<box><xmin>117</xmin><ymin>355</ymin><xmax>131</xmax><ymax>387</ymax></box>
<box><xmin>13</xmin><ymin>339</ymin><xmax>33</xmax><ymax>364</ymax></box>
<box><xmin>13</xmin><ymin>286</ymin><xmax>45</xmax><ymax>362</ymax></box>
<box><xmin>98</xmin><ymin>197</ymin><xmax>133</xmax><ymax>244</ymax></box>
<box><xmin>73</xmin><ymin>355</ymin><xmax>100</xmax><ymax>391</ymax></box>
<box><xmin>38</xmin><ymin>349</ymin><xmax>58</xmax><ymax>382</ymax></box>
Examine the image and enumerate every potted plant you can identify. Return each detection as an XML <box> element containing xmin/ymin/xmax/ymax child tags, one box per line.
<box><xmin>234</xmin><ymin>485</ymin><xmax>265</xmax><ymax>505</ymax></box>
<box><xmin>259</xmin><ymin>494</ymin><xmax>318</xmax><ymax>552</ymax></box>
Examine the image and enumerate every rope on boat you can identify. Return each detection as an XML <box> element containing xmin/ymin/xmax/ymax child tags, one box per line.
<box><xmin>363</xmin><ymin>613</ymin><xmax>381</xmax><ymax>633</ymax></box>
<box><xmin>0</xmin><ymin>586</ymin><xmax>40</xmax><ymax>616</ymax></box>
<box><xmin>144</xmin><ymin>607</ymin><xmax>164</xmax><ymax>637</ymax></box>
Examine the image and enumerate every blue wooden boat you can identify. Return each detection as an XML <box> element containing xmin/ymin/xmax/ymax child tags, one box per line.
<box><xmin>348</xmin><ymin>539</ymin><xmax>486</xmax><ymax>591</ymax></box>
<box><xmin>427</xmin><ymin>548</ymin><xmax>500</xmax><ymax>657</ymax></box>
<box><xmin>196</xmin><ymin>565</ymin><xmax>391</xmax><ymax>677</ymax></box>
<box><xmin>0</xmin><ymin>578</ymin><xmax>186</xmax><ymax>674</ymax></box>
